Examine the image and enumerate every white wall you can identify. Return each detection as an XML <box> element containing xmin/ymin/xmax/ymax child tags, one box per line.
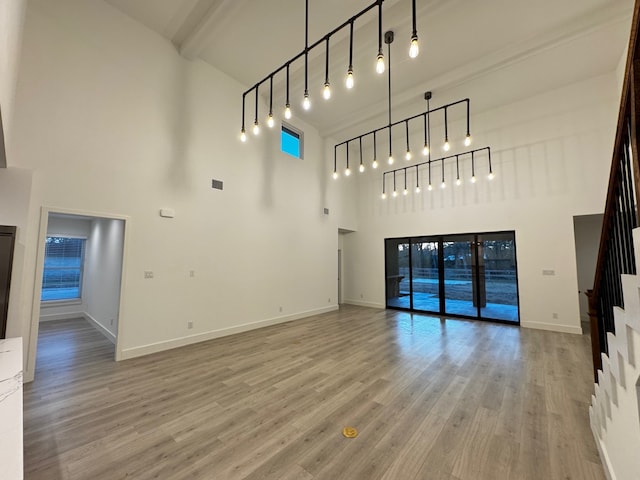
<box><xmin>83</xmin><ymin>218</ymin><xmax>124</xmax><ymax>341</ymax></box>
<box><xmin>10</xmin><ymin>0</ymin><xmax>353</xmax><ymax>380</ymax></box>
<box><xmin>0</xmin><ymin>0</ymin><xmax>27</xmax><ymax>162</ymax></box>
<box><xmin>343</xmin><ymin>73</ymin><xmax>618</xmax><ymax>333</ymax></box>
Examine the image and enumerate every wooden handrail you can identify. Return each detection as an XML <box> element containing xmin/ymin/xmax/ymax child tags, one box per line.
<box><xmin>589</xmin><ymin>0</ymin><xmax>640</xmax><ymax>382</ymax></box>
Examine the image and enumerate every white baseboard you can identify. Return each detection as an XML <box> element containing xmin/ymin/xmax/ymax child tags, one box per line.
<box><xmin>521</xmin><ymin>320</ymin><xmax>582</xmax><ymax>335</ymax></box>
<box><xmin>342</xmin><ymin>299</ymin><xmax>385</xmax><ymax>309</ymax></box>
<box><xmin>120</xmin><ymin>305</ymin><xmax>339</xmax><ymax>360</ymax></box>
<box><xmin>39</xmin><ymin>311</ymin><xmax>85</xmax><ymax>322</ymax></box>
<box><xmin>83</xmin><ymin>312</ymin><xmax>116</xmax><ymax>344</ymax></box>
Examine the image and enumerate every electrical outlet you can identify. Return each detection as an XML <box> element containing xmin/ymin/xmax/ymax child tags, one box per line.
<box><xmin>328</xmin><ymin>298</ymin><xmax>331</xmax><ymax>303</ymax></box>
<box><xmin>279</xmin><ymin>306</ymin><xmax>283</xmax><ymax>312</ymax></box>
<box><xmin>144</xmin><ymin>271</ymin><xmax>154</xmax><ymax>279</ymax></box>
<box><xmin>188</xmin><ymin>321</ymin><xmax>194</xmax><ymax>329</ymax></box>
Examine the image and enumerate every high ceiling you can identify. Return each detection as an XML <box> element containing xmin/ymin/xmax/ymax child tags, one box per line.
<box><xmin>103</xmin><ymin>0</ymin><xmax>633</xmax><ymax>142</ymax></box>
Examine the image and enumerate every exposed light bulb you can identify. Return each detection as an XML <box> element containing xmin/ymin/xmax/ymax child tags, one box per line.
<box><xmin>428</xmin><ymin>184</ymin><xmax>433</xmax><ymax>191</ymax></box>
<box><xmin>456</xmin><ymin>178</ymin><xmax>462</xmax><ymax>186</ymax></box>
<box><xmin>323</xmin><ymin>83</ymin><xmax>331</xmax><ymax>100</ymax></box>
<box><xmin>422</xmin><ymin>144</ymin><xmax>429</xmax><ymax>156</ymax></box>
<box><xmin>346</xmin><ymin>69</ymin><xmax>354</xmax><ymax>89</ymax></box>
<box><xmin>359</xmin><ymin>164</ymin><xmax>365</xmax><ymax>173</ymax></box>
<box><xmin>415</xmin><ymin>186</ymin><xmax>421</xmax><ymax>193</ymax></box>
<box><xmin>345</xmin><ymin>167</ymin><xmax>351</xmax><ymax>177</ymax></box>
<box><xmin>443</xmin><ymin>140</ymin><xmax>450</xmax><ymax>152</ymax></box>
<box><xmin>405</xmin><ymin>150</ymin><xmax>412</xmax><ymax>161</ymax></box>
<box><xmin>332</xmin><ymin>171</ymin><xmax>338</xmax><ymax>180</ymax></box>
<box><xmin>253</xmin><ymin>122</ymin><xmax>260</xmax><ymax>135</ymax></box>
<box><xmin>267</xmin><ymin>114</ymin><xmax>275</xmax><ymax>128</ymax></box>
<box><xmin>464</xmin><ymin>134</ymin><xmax>472</xmax><ymax>147</ymax></box>
<box><xmin>240</xmin><ymin>129</ymin><xmax>247</xmax><ymax>143</ymax></box>
<box><xmin>392</xmin><ymin>190</ymin><xmax>398</xmax><ymax>197</ymax></box>
<box><xmin>372</xmin><ymin>159</ymin><xmax>379</xmax><ymax>169</ymax></box>
<box><xmin>302</xmin><ymin>93</ymin><xmax>311</xmax><ymax>110</ymax></box>
<box><xmin>388</xmin><ymin>155</ymin><xmax>394</xmax><ymax>165</ymax></box>
<box><xmin>376</xmin><ymin>53</ymin><xmax>385</xmax><ymax>74</ymax></box>
<box><xmin>284</xmin><ymin>104</ymin><xmax>292</xmax><ymax>119</ymax></box>
<box><xmin>403</xmin><ymin>188</ymin><xmax>408</xmax><ymax>196</ymax></box>
<box><xmin>441</xmin><ymin>181</ymin><xmax>446</xmax><ymax>189</ymax></box>
<box><xmin>409</xmin><ymin>35</ymin><xmax>419</xmax><ymax>59</ymax></box>
<box><xmin>488</xmin><ymin>172</ymin><xmax>495</xmax><ymax>180</ymax></box>
<box><xmin>381</xmin><ymin>192</ymin><xmax>387</xmax><ymax>199</ymax></box>
<box><xmin>471</xmin><ymin>175</ymin><xmax>477</xmax><ymax>183</ymax></box>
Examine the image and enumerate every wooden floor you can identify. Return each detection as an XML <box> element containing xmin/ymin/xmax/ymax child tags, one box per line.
<box><xmin>24</xmin><ymin>306</ymin><xmax>605</xmax><ymax>480</ymax></box>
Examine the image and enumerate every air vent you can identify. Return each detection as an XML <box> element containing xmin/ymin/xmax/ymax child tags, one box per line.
<box><xmin>212</xmin><ymin>179</ymin><xmax>223</xmax><ymax>190</ymax></box>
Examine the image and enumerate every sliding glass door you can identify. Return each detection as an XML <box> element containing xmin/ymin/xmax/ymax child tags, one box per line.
<box><xmin>411</xmin><ymin>239</ymin><xmax>440</xmax><ymax>312</ymax></box>
<box><xmin>384</xmin><ymin>231</ymin><xmax>519</xmax><ymax>324</ymax></box>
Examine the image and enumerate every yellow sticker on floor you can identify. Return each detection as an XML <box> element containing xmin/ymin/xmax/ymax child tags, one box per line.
<box><xmin>342</xmin><ymin>426</ymin><xmax>358</xmax><ymax>438</ymax></box>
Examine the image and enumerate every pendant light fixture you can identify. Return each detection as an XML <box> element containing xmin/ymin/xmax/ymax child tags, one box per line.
<box><xmin>334</xmin><ymin>95</ymin><xmax>473</xmax><ymax>179</ymax></box>
<box><xmin>345</xmin><ymin>141</ymin><xmax>351</xmax><ymax>176</ymax></box>
<box><xmin>253</xmin><ymin>85</ymin><xmax>260</xmax><ymax>135</ymax></box>
<box><xmin>359</xmin><ymin>137</ymin><xmax>365</xmax><ymax>172</ymax></box>
<box><xmin>376</xmin><ymin>1</ymin><xmax>385</xmax><ymax>74</ymax></box>
<box><xmin>386</xmin><ymin>30</ymin><xmax>394</xmax><ymax>165</ymax></box>
<box><xmin>372</xmin><ymin>131</ymin><xmax>379</xmax><ymax>169</ymax></box>
<box><xmin>346</xmin><ymin>20</ymin><xmax>355</xmax><ymax>89</ymax></box>
<box><xmin>302</xmin><ymin>0</ymin><xmax>311</xmax><ymax>111</ymax></box>
<box><xmin>379</xmin><ymin>147</ymin><xmax>494</xmax><ymax>199</ymax></box>
<box><xmin>409</xmin><ymin>0</ymin><xmax>419</xmax><ymax>58</ymax></box>
<box><xmin>267</xmin><ymin>76</ymin><xmax>275</xmax><ymax>128</ymax></box>
<box><xmin>323</xmin><ymin>37</ymin><xmax>331</xmax><ymax>100</ymax></box>
<box><xmin>239</xmin><ymin>0</ymin><xmax>424</xmax><ymax>144</ymax></box>
<box><xmin>284</xmin><ymin>63</ymin><xmax>292</xmax><ymax>119</ymax></box>
<box><xmin>333</xmin><ymin>146</ymin><xmax>339</xmax><ymax>179</ymax></box>
<box><xmin>392</xmin><ymin>170</ymin><xmax>398</xmax><ymax>197</ymax></box>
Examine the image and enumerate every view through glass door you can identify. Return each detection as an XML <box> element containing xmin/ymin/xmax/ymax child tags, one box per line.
<box><xmin>385</xmin><ymin>231</ymin><xmax>519</xmax><ymax>324</ymax></box>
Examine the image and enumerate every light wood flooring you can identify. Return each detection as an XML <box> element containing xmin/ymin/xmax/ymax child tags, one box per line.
<box><xmin>24</xmin><ymin>306</ymin><xmax>605</xmax><ymax>480</ymax></box>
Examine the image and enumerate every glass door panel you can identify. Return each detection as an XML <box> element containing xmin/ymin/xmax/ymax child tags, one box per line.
<box><xmin>443</xmin><ymin>236</ymin><xmax>476</xmax><ymax>317</ymax></box>
<box><xmin>385</xmin><ymin>239</ymin><xmax>411</xmax><ymax>309</ymax></box>
<box><xmin>410</xmin><ymin>239</ymin><xmax>440</xmax><ymax>313</ymax></box>
<box><xmin>478</xmin><ymin>233</ymin><xmax>519</xmax><ymax>322</ymax></box>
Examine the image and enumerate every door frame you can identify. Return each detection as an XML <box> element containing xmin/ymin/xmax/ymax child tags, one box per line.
<box><xmin>25</xmin><ymin>206</ymin><xmax>131</xmax><ymax>382</ymax></box>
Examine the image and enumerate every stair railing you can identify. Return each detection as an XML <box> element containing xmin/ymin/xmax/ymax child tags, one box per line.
<box><xmin>587</xmin><ymin>0</ymin><xmax>640</xmax><ymax>383</ymax></box>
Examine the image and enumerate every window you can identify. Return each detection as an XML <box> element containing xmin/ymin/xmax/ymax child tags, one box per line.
<box><xmin>281</xmin><ymin>123</ymin><xmax>303</xmax><ymax>159</ymax></box>
<box><xmin>41</xmin><ymin>236</ymin><xmax>85</xmax><ymax>302</ymax></box>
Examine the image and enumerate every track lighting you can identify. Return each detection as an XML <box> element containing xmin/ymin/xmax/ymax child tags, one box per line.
<box><xmin>240</xmin><ymin>129</ymin><xmax>247</xmax><ymax>143</ymax></box>
<box><xmin>323</xmin><ymin>37</ymin><xmax>331</xmax><ymax>100</ymax></box>
<box><xmin>303</xmin><ymin>92</ymin><xmax>311</xmax><ymax>110</ymax></box>
<box><xmin>323</xmin><ymin>84</ymin><xmax>331</xmax><ymax>100</ymax></box>
<box><xmin>388</xmin><ymin>155</ymin><xmax>394</xmax><ymax>165</ymax></box>
<box><xmin>240</xmin><ymin>93</ymin><xmax>247</xmax><ymax>142</ymax></box>
<box><xmin>409</xmin><ymin>0</ymin><xmax>419</xmax><ymax>58</ymax></box>
<box><xmin>333</xmin><ymin>171</ymin><xmax>338</xmax><ymax>180</ymax></box>
<box><xmin>333</xmin><ymin>146</ymin><xmax>338</xmax><ymax>180</ymax></box>
<box><xmin>443</xmin><ymin>106</ymin><xmax>449</xmax><ymax>150</ymax></box>
<box><xmin>465</xmin><ymin>134</ymin><xmax>472</xmax><ymax>147</ymax></box>
<box><xmin>376</xmin><ymin>54</ymin><xmax>385</xmax><ymax>74</ymax></box>
<box><xmin>488</xmin><ymin>172</ymin><xmax>495</xmax><ymax>180</ymax></box>
<box><xmin>345</xmin><ymin>142</ymin><xmax>350</xmax><ymax>176</ymax></box>
<box><xmin>267</xmin><ymin>115</ymin><xmax>275</xmax><ymax>128</ymax></box>
<box><xmin>488</xmin><ymin>148</ymin><xmax>494</xmax><ymax>179</ymax></box>
<box><xmin>455</xmin><ymin>155</ymin><xmax>461</xmax><ymax>185</ymax></box>
<box><xmin>381</xmin><ymin>173</ymin><xmax>387</xmax><ymax>199</ymax></box>
<box><xmin>422</xmin><ymin>144</ymin><xmax>429</xmax><ymax>156</ymax></box>
<box><xmin>346</xmin><ymin>68</ymin><xmax>354</xmax><ymax>89</ymax></box>
<box><xmin>392</xmin><ymin>171</ymin><xmax>397</xmax><ymax>197</ymax></box>
<box><xmin>415</xmin><ymin>166</ymin><xmax>420</xmax><ymax>193</ymax></box>
<box><xmin>386</xmin><ymin>31</ymin><xmax>394</xmax><ymax>165</ymax></box>
<box><xmin>253</xmin><ymin>122</ymin><xmax>260</xmax><ymax>136</ymax></box>
<box><xmin>303</xmin><ymin>0</ymin><xmax>310</xmax><ymax>109</ymax></box>
<box><xmin>359</xmin><ymin>137</ymin><xmax>365</xmax><ymax>173</ymax></box>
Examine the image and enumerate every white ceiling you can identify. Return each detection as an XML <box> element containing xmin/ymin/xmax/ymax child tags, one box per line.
<box><xmin>103</xmin><ymin>0</ymin><xmax>633</xmax><ymax>142</ymax></box>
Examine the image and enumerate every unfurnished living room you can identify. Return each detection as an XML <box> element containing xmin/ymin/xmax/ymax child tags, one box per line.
<box><xmin>1</xmin><ymin>0</ymin><xmax>640</xmax><ymax>479</ymax></box>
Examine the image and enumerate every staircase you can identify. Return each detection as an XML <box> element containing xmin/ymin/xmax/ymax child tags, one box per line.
<box><xmin>589</xmin><ymin>230</ymin><xmax>640</xmax><ymax>479</ymax></box>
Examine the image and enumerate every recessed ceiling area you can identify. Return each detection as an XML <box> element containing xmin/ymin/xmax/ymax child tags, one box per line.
<box><xmin>103</xmin><ymin>0</ymin><xmax>633</xmax><ymax>142</ymax></box>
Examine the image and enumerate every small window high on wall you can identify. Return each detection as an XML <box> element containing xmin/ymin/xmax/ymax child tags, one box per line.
<box><xmin>281</xmin><ymin>123</ymin><xmax>303</xmax><ymax>159</ymax></box>
<box><xmin>41</xmin><ymin>236</ymin><xmax>85</xmax><ymax>302</ymax></box>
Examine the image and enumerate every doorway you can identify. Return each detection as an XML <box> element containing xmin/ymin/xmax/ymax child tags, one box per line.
<box><xmin>573</xmin><ymin>214</ymin><xmax>603</xmax><ymax>332</ymax></box>
<box><xmin>385</xmin><ymin>231</ymin><xmax>519</xmax><ymax>324</ymax></box>
<box><xmin>26</xmin><ymin>208</ymin><xmax>129</xmax><ymax>381</ymax></box>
